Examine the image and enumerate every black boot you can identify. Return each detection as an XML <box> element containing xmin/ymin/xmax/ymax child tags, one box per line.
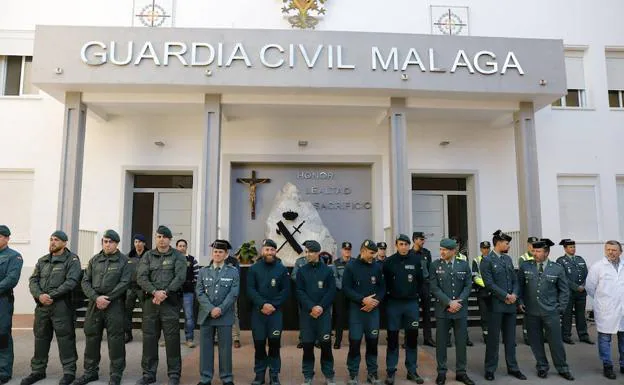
<box><xmin>251</xmin><ymin>372</ymin><xmax>265</xmax><ymax>385</ymax></box>
<box><xmin>604</xmin><ymin>365</ymin><xmax>617</xmax><ymax>380</ymax></box>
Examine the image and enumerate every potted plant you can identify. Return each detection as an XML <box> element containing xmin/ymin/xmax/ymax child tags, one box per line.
<box><xmin>236</xmin><ymin>240</ymin><xmax>258</xmax><ymax>265</ymax></box>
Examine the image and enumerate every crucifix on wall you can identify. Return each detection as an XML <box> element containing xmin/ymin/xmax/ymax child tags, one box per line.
<box><xmin>237</xmin><ymin>170</ymin><xmax>271</xmax><ymax>220</ymax></box>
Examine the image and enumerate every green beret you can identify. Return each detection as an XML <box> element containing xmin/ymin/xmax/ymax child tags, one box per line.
<box><xmin>361</xmin><ymin>239</ymin><xmax>378</xmax><ymax>252</ymax></box>
<box><xmin>156</xmin><ymin>225</ymin><xmax>173</xmax><ymax>239</ymax></box>
<box><xmin>440</xmin><ymin>238</ymin><xmax>457</xmax><ymax>250</ymax></box>
<box><xmin>395</xmin><ymin>234</ymin><xmax>411</xmax><ymax>244</ymax></box>
<box><xmin>262</xmin><ymin>239</ymin><xmax>277</xmax><ymax>248</ymax></box>
<box><xmin>0</xmin><ymin>225</ymin><xmax>11</xmax><ymax>237</ymax></box>
<box><xmin>303</xmin><ymin>240</ymin><xmax>321</xmax><ymax>252</ymax></box>
<box><xmin>51</xmin><ymin>230</ymin><xmax>68</xmax><ymax>242</ymax></box>
<box><xmin>103</xmin><ymin>229</ymin><xmax>120</xmax><ymax>243</ymax></box>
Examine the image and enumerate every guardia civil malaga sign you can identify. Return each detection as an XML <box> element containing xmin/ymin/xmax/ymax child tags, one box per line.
<box><xmin>80</xmin><ymin>41</ymin><xmax>524</xmax><ymax>75</ymax></box>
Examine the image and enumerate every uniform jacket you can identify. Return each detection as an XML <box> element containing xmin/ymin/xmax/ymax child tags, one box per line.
<box><xmin>127</xmin><ymin>248</ymin><xmax>146</xmax><ymax>288</ymax></box>
<box><xmin>480</xmin><ymin>250</ymin><xmax>519</xmax><ymax>313</ymax></box>
<box><xmin>247</xmin><ymin>258</ymin><xmax>290</xmax><ymax>310</ymax></box>
<box><xmin>332</xmin><ymin>257</ymin><xmax>351</xmax><ymax>290</ymax></box>
<box><xmin>0</xmin><ymin>246</ymin><xmax>23</xmax><ymax>296</ymax></box>
<box><xmin>29</xmin><ymin>248</ymin><xmax>82</xmax><ymax>302</ymax></box>
<box><xmin>556</xmin><ymin>254</ymin><xmax>588</xmax><ymax>294</ymax></box>
<box><xmin>343</xmin><ymin>257</ymin><xmax>385</xmax><ymax>306</ymax></box>
<box><xmin>291</xmin><ymin>256</ymin><xmax>307</xmax><ymax>282</ymax></box>
<box><xmin>518</xmin><ymin>259</ymin><xmax>569</xmax><ymax>316</ymax></box>
<box><xmin>429</xmin><ymin>257</ymin><xmax>472</xmax><ymax>319</ymax></box>
<box><xmin>81</xmin><ymin>250</ymin><xmax>132</xmax><ymax>302</ymax></box>
<box><xmin>136</xmin><ymin>246</ymin><xmax>187</xmax><ymax>298</ymax></box>
<box><xmin>295</xmin><ymin>261</ymin><xmax>336</xmax><ymax>313</ymax></box>
<box><xmin>586</xmin><ymin>257</ymin><xmax>624</xmax><ymax>333</ymax></box>
<box><xmin>383</xmin><ymin>251</ymin><xmax>427</xmax><ymax>300</ymax></box>
<box><xmin>413</xmin><ymin>247</ymin><xmax>432</xmax><ymax>290</ymax></box>
<box><xmin>196</xmin><ymin>263</ymin><xmax>240</xmax><ymax>326</ymax></box>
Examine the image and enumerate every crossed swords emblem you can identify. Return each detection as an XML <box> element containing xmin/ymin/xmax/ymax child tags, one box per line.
<box><xmin>276</xmin><ymin>220</ymin><xmax>306</xmax><ymax>254</ymax></box>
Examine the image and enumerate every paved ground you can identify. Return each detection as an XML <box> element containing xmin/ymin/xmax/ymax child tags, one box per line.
<box><xmin>4</xmin><ymin>315</ymin><xmax>621</xmax><ymax>385</ymax></box>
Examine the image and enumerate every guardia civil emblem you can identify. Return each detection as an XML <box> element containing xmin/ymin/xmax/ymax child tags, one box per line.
<box><xmin>318</xmin><ymin>280</ymin><xmax>324</xmax><ymax>289</ymax></box>
<box><xmin>281</xmin><ymin>0</ymin><xmax>328</xmax><ymax>29</ymax></box>
<box><xmin>271</xmin><ymin>278</ymin><xmax>277</xmax><ymax>287</ymax></box>
<box><xmin>371</xmin><ymin>276</ymin><xmax>377</xmax><ymax>285</ymax></box>
<box><xmin>408</xmin><ymin>274</ymin><xmax>413</xmax><ymax>283</ymax></box>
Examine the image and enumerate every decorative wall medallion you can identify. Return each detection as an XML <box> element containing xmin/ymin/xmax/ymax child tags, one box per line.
<box><xmin>133</xmin><ymin>0</ymin><xmax>174</xmax><ymax>28</ymax></box>
<box><xmin>282</xmin><ymin>0</ymin><xmax>328</xmax><ymax>29</ymax></box>
<box><xmin>431</xmin><ymin>6</ymin><xmax>469</xmax><ymax>36</ymax></box>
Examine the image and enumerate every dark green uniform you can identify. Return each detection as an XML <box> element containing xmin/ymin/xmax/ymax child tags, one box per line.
<box><xmin>332</xmin><ymin>257</ymin><xmax>350</xmax><ymax>347</ymax></box>
<box><xmin>518</xmin><ymin>259</ymin><xmax>571</xmax><ymax>375</ymax></box>
<box><xmin>480</xmin><ymin>250</ymin><xmax>520</xmax><ymax>374</ymax></box>
<box><xmin>556</xmin><ymin>254</ymin><xmax>589</xmax><ymax>341</ymax></box>
<box><xmin>80</xmin><ymin>249</ymin><xmax>132</xmax><ymax>382</ymax></box>
<box><xmin>0</xmin><ymin>245</ymin><xmax>23</xmax><ymax>383</ymax></box>
<box><xmin>136</xmin><ymin>247</ymin><xmax>187</xmax><ymax>382</ymax></box>
<box><xmin>28</xmin><ymin>248</ymin><xmax>82</xmax><ymax>376</ymax></box>
<box><xmin>124</xmin><ymin>248</ymin><xmax>146</xmax><ymax>341</ymax></box>
<box><xmin>429</xmin><ymin>257</ymin><xmax>472</xmax><ymax>375</ymax></box>
<box><xmin>472</xmin><ymin>255</ymin><xmax>490</xmax><ymax>342</ymax></box>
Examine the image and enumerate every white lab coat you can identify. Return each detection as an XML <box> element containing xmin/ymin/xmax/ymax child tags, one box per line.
<box><xmin>586</xmin><ymin>257</ymin><xmax>624</xmax><ymax>334</ymax></box>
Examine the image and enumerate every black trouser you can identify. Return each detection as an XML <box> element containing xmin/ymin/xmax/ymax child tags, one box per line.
<box><xmin>562</xmin><ymin>291</ymin><xmax>588</xmax><ymax>340</ymax></box>
<box><xmin>83</xmin><ymin>299</ymin><xmax>126</xmax><ymax>379</ymax></box>
<box><xmin>476</xmin><ymin>289</ymin><xmax>491</xmax><ymax>335</ymax></box>
<box><xmin>141</xmin><ymin>295</ymin><xmax>182</xmax><ymax>380</ymax></box>
<box><xmin>333</xmin><ymin>290</ymin><xmax>349</xmax><ymax>344</ymax></box>
<box><xmin>419</xmin><ymin>285</ymin><xmax>432</xmax><ymax>341</ymax></box>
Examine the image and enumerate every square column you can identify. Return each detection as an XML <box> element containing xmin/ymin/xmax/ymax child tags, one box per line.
<box><xmin>514</xmin><ymin>101</ymin><xmax>543</xmax><ymax>241</ymax></box>
<box><xmin>199</xmin><ymin>95</ymin><xmax>222</xmax><ymax>260</ymax></box>
<box><xmin>388</xmin><ymin>98</ymin><xmax>412</xmax><ymax>237</ymax></box>
<box><xmin>56</xmin><ymin>92</ymin><xmax>86</xmax><ymax>250</ymax></box>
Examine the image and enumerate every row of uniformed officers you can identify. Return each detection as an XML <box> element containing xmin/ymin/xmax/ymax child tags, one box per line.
<box><xmin>0</xmin><ymin>224</ymin><xmax>588</xmax><ymax>385</ymax></box>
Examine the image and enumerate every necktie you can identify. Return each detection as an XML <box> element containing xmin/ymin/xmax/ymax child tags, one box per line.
<box><xmin>539</xmin><ymin>263</ymin><xmax>544</xmax><ymax>275</ymax></box>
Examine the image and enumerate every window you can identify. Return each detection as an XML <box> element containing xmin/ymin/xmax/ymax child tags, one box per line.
<box><xmin>0</xmin><ymin>55</ymin><xmax>38</xmax><ymax>96</ymax></box>
<box><xmin>557</xmin><ymin>176</ymin><xmax>600</xmax><ymax>240</ymax></box>
<box><xmin>553</xmin><ymin>52</ymin><xmax>587</xmax><ymax>108</ymax></box>
<box><xmin>0</xmin><ymin>170</ymin><xmax>34</xmax><ymax>242</ymax></box>
<box><xmin>606</xmin><ymin>50</ymin><xmax>624</xmax><ymax>108</ymax></box>
<box><xmin>617</xmin><ymin>179</ymin><xmax>624</xmax><ymax>240</ymax></box>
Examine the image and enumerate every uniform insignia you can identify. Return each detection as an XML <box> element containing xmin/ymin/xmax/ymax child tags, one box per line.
<box><xmin>128</xmin><ymin>260</ymin><xmax>133</xmax><ymax>264</ymax></box>
<box><xmin>371</xmin><ymin>330</ymin><xmax>379</xmax><ymax>335</ymax></box>
<box><xmin>271</xmin><ymin>278</ymin><xmax>277</xmax><ymax>287</ymax></box>
<box><xmin>371</xmin><ymin>276</ymin><xmax>377</xmax><ymax>284</ymax></box>
<box><xmin>163</xmin><ymin>260</ymin><xmax>170</xmax><ymax>265</ymax></box>
<box><xmin>186</xmin><ymin>262</ymin><xmax>190</xmax><ymax>266</ymax></box>
<box><xmin>405</xmin><ymin>265</ymin><xmax>415</xmax><ymax>270</ymax></box>
<box><xmin>407</xmin><ymin>274</ymin><xmax>413</xmax><ymax>282</ymax></box>
<box><xmin>318</xmin><ymin>280</ymin><xmax>324</xmax><ymax>289</ymax></box>
<box><xmin>272</xmin><ymin>330</ymin><xmax>281</xmax><ymax>336</ymax></box>
<box><xmin>411</xmin><ymin>321</ymin><xmax>419</xmax><ymax>327</ymax></box>
<box><xmin>323</xmin><ymin>334</ymin><xmax>331</xmax><ymax>340</ymax></box>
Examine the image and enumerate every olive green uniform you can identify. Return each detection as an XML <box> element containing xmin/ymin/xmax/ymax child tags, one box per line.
<box><xmin>429</xmin><ymin>257</ymin><xmax>472</xmax><ymax>375</ymax></box>
<box><xmin>136</xmin><ymin>247</ymin><xmax>187</xmax><ymax>382</ymax></box>
<box><xmin>28</xmin><ymin>249</ymin><xmax>82</xmax><ymax>376</ymax></box>
<box><xmin>518</xmin><ymin>259</ymin><xmax>571</xmax><ymax>374</ymax></box>
<box><xmin>518</xmin><ymin>252</ymin><xmax>534</xmax><ymax>344</ymax></box>
<box><xmin>80</xmin><ymin>250</ymin><xmax>132</xmax><ymax>381</ymax></box>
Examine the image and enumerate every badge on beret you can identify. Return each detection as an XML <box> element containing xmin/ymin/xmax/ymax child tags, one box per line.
<box><xmin>371</xmin><ymin>276</ymin><xmax>377</xmax><ymax>284</ymax></box>
<box><xmin>408</xmin><ymin>274</ymin><xmax>413</xmax><ymax>282</ymax></box>
<box><xmin>318</xmin><ymin>281</ymin><xmax>324</xmax><ymax>289</ymax></box>
<box><xmin>271</xmin><ymin>278</ymin><xmax>276</xmax><ymax>287</ymax></box>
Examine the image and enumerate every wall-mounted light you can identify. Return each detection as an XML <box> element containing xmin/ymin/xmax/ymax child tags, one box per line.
<box><xmin>439</xmin><ymin>140</ymin><xmax>450</xmax><ymax>147</ymax></box>
<box><xmin>539</xmin><ymin>79</ymin><xmax>547</xmax><ymax>86</ymax></box>
<box><xmin>154</xmin><ymin>141</ymin><xmax>165</xmax><ymax>147</ymax></box>
<box><xmin>298</xmin><ymin>140</ymin><xmax>308</xmax><ymax>147</ymax></box>
<box><xmin>401</xmin><ymin>73</ymin><xmax>409</xmax><ymax>81</ymax></box>
<box><xmin>54</xmin><ymin>67</ymin><xmax>63</xmax><ymax>75</ymax></box>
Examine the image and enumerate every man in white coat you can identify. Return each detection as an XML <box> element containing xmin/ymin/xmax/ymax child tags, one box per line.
<box><xmin>586</xmin><ymin>240</ymin><xmax>624</xmax><ymax>380</ymax></box>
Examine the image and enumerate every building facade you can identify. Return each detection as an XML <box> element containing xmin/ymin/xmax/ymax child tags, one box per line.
<box><xmin>1</xmin><ymin>0</ymin><xmax>623</xmax><ymax>313</ymax></box>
